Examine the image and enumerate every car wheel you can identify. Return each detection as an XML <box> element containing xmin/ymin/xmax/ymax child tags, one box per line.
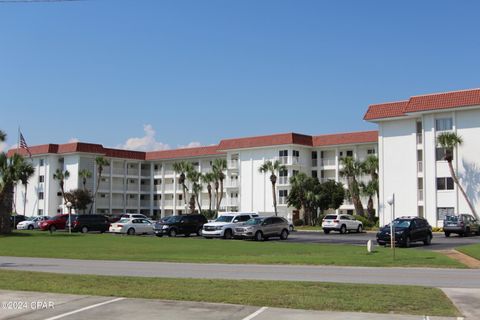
<box><xmin>323</xmin><ymin>229</ymin><xmax>330</xmax><ymax>234</ymax></box>
<box><xmin>196</xmin><ymin>227</ymin><xmax>203</xmax><ymax>236</ymax></box>
<box><xmin>254</xmin><ymin>231</ymin><xmax>263</xmax><ymax>241</ymax></box>
<box><xmin>289</xmin><ymin>225</ymin><xmax>294</xmax><ymax>232</ymax></box>
<box><xmin>224</xmin><ymin>229</ymin><xmax>233</xmax><ymax>240</ymax></box>
<box><xmin>127</xmin><ymin>228</ymin><xmax>135</xmax><ymax>235</ymax></box>
<box><xmin>155</xmin><ymin>234</ymin><xmax>163</xmax><ymax>237</ymax></box>
<box><xmin>169</xmin><ymin>229</ymin><xmax>177</xmax><ymax>237</ymax></box>
<box><xmin>404</xmin><ymin>236</ymin><xmax>411</xmax><ymax>248</ymax></box>
<box><xmin>81</xmin><ymin>226</ymin><xmax>89</xmax><ymax>234</ymax></box>
<box><xmin>357</xmin><ymin>225</ymin><xmax>363</xmax><ymax>233</ymax></box>
<box><xmin>49</xmin><ymin>225</ymin><xmax>56</xmax><ymax>232</ymax></box>
<box><xmin>184</xmin><ymin>232</ymin><xmax>190</xmax><ymax>237</ymax></box>
<box><xmin>280</xmin><ymin>229</ymin><xmax>289</xmax><ymax>240</ymax></box>
<box><xmin>340</xmin><ymin>225</ymin><xmax>347</xmax><ymax>234</ymax></box>
<box><xmin>445</xmin><ymin>232</ymin><xmax>450</xmax><ymax>237</ymax></box>
<box><xmin>423</xmin><ymin>234</ymin><xmax>432</xmax><ymax>245</ymax></box>
<box><xmin>28</xmin><ymin>225</ymin><xmax>34</xmax><ymax>230</ymax></box>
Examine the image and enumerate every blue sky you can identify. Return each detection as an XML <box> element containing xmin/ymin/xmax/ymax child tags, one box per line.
<box><xmin>1</xmin><ymin>0</ymin><xmax>479</xmax><ymax>151</ymax></box>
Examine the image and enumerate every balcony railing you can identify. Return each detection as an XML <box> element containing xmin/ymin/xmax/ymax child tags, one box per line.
<box><xmin>417</xmin><ymin>161</ymin><xmax>423</xmax><ymax>173</ymax></box>
<box><xmin>140</xmin><ymin>170</ymin><xmax>150</xmax><ymax>177</ymax></box>
<box><xmin>311</xmin><ymin>159</ymin><xmax>318</xmax><ymax>167</ymax></box>
<box><xmin>163</xmin><ymin>185</ymin><xmax>175</xmax><ymax>192</ymax></box>
<box><xmin>321</xmin><ymin>158</ymin><xmax>336</xmax><ymax>166</ymax></box>
<box><xmin>112</xmin><ymin>167</ymin><xmax>124</xmax><ymax>175</ymax></box>
<box><xmin>418</xmin><ymin>189</ymin><xmax>424</xmax><ymax>201</ymax></box>
<box><xmin>278</xmin><ymin>176</ymin><xmax>288</xmax><ymax>185</ymax></box>
<box><xmin>95</xmin><ymin>199</ymin><xmax>110</xmax><ymax>207</ymax></box>
<box><xmin>140</xmin><ymin>185</ymin><xmax>151</xmax><ymax>192</ymax></box>
<box><xmin>126</xmin><ymin>184</ymin><xmax>139</xmax><ymax>192</ymax></box>
<box><xmin>164</xmin><ymin>169</ymin><xmax>175</xmax><ymax>176</ymax></box>
<box><xmin>226</xmin><ymin>180</ymin><xmax>239</xmax><ymax>188</ymax></box>
<box><xmin>278</xmin><ymin>196</ymin><xmax>287</xmax><ymax>205</ymax></box>
<box><xmin>140</xmin><ymin>201</ymin><xmax>150</xmax><ymax>208</ymax></box>
<box><xmin>416</xmin><ymin>133</ymin><xmax>423</xmax><ymax>145</ymax></box>
<box><xmin>163</xmin><ymin>200</ymin><xmax>174</xmax><ymax>207</ymax></box>
<box><xmin>278</xmin><ymin>156</ymin><xmax>288</xmax><ymax>165</ymax></box>
<box><xmin>227</xmin><ymin>198</ymin><xmax>239</xmax><ymax>206</ymax></box>
<box><xmin>319</xmin><ymin>177</ymin><xmax>335</xmax><ymax>183</ymax></box>
<box><xmin>228</xmin><ymin>160</ymin><xmax>239</xmax><ymax>169</ymax></box>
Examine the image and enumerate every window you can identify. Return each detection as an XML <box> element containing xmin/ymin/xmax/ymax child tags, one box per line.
<box><xmin>292</xmin><ymin>170</ymin><xmax>299</xmax><ymax>176</ymax></box>
<box><xmin>311</xmin><ymin>151</ymin><xmax>317</xmax><ymax>159</ymax></box>
<box><xmin>339</xmin><ymin>151</ymin><xmax>343</xmax><ymax>157</ymax></box>
<box><xmin>436</xmin><ymin>147</ymin><xmax>453</xmax><ymax>161</ymax></box>
<box><xmin>437</xmin><ymin>207</ymin><xmax>454</xmax><ymax>220</ymax></box>
<box><xmin>311</xmin><ymin>170</ymin><xmax>318</xmax><ymax>178</ymax></box>
<box><xmin>39</xmin><ymin>159</ymin><xmax>44</xmax><ymax>166</ymax></box>
<box><xmin>437</xmin><ymin>177</ymin><xmax>454</xmax><ymax>190</ymax></box>
<box><xmin>154</xmin><ymin>165</ymin><xmax>159</xmax><ymax>170</ymax></box>
<box><xmin>39</xmin><ymin>175</ymin><xmax>45</xmax><ymax>183</ymax></box>
<box><xmin>416</xmin><ymin>121</ymin><xmax>423</xmax><ymax>134</ymax></box>
<box><xmin>346</xmin><ymin>150</ymin><xmax>353</xmax><ymax>157</ymax></box>
<box><xmin>279</xmin><ymin>169</ymin><xmax>288</xmax><ymax>177</ymax></box>
<box><xmin>100</xmin><ymin>194</ymin><xmax>107</xmax><ymax>198</ymax></box>
<box><xmin>179</xmin><ymin>195</ymin><xmax>182</xmax><ymax>200</ymax></box>
<box><xmin>129</xmin><ymin>194</ymin><xmax>135</xmax><ymax>199</ymax></box>
<box><xmin>129</xmin><ymin>179</ymin><xmax>135</xmax><ymax>183</ymax></box>
<box><xmin>367</xmin><ymin>149</ymin><xmax>375</xmax><ymax>155</ymax></box>
<box><xmin>57</xmin><ymin>192</ymin><xmax>62</xmax><ymax>197</ymax></box>
<box><xmin>293</xmin><ymin>150</ymin><xmax>299</xmax><ymax>157</ymax></box>
<box><xmin>436</xmin><ymin>118</ymin><xmax>453</xmax><ymax>131</ymax></box>
<box><xmin>140</xmin><ymin>195</ymin><xmax>145</xmax><ymax>200</ymax></box>
<box><xmin>38</xmin><ymin>192</ymin><xmax>44</xmax><ymax>200</ymax></box>
<box><xmin>279</xmin><ymin>190</ymin><xmax>288</xmax><ymax>197</ymax></box>
<box><xmin>279</xmin><ymin>150</ymin><xmax>288</xmax><ymax>157</ymax></box>
<box><xmin>38</xmin><ymin>209</ymin><xmax>44</xmax><ymax>215</ymax></box>
<box><xmin>154</xmin><ymin>179</ymin><xmax>161</xmax><ymax>185</ymax></box>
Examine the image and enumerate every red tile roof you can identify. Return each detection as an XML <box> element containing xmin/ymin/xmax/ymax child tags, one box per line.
<box><xmin>218</xmin><ymin>133</ymin><xmax>313</xmax><ymax>150</ymax></box>
<box><xmin>145</xmin><ymin>145</ymin><xmax>223</xmax><ymax>160</ymax></box>
<box><xmin>313</xmin><ymin>130</ymin><xmax>378</xmax><ymax>147</ymax></box>
<box><xmin>364</xmin><ymin>88</ymin><xmax>480</xmax><ymax>121</ymax></box>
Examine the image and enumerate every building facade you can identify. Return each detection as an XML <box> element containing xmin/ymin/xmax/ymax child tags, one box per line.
<box><xmin>10</xmin><ymin>130</ymin><xmax>378</xmax><ymax>221</ymax></box>
<box><xmin>365</xmin><ymin>88</ymin><xmax>480</xmax><ymax>227</ymax></box>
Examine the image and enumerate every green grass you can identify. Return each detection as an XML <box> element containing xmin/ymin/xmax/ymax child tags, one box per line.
<box><xmin>457</xmin><ymin>243</ymin><xmax>480</xmax><ymax>260</ymax></box>
<box><xmin>0</xmin><ymin>231</ymin><xmax>464</xmax><ymax>268</ymax></box>
<box><xmin>0</xmin><ymin>269</ymin><xmax>460</xmax><ymax>317</ymax></box>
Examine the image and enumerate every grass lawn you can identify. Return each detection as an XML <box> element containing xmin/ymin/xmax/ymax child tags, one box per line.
<box><xmin>457</xmin><ymin>244</ymin><xmax>480</xmax><ymax>260</ymax></box>
<box><xmin>0</xmin><ymin>231</ymin><xmax>464</xmax><ymax>268</ymax></box>
<box><xmin>0</xmin><ymin>269</ymin><xmax>460</xmax><ymax>317</ymax></box>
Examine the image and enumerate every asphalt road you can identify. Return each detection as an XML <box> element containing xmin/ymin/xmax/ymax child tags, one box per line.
<box><xmin>0</xmin><ymin>290</ymin><xmax>459</xmax><ymax>320</ymax></box>
<box><xmin>1</xmin><ymin>255</ymin><xmax>480</xmax><ymax>288</ymax></box>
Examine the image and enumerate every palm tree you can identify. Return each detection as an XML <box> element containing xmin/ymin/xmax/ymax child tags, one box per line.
<box><xmin>78</xmin><ymin>169</ymin><xmax>92</xmax><ymax>191</ymax></box>
<box><xmin>258</xmin><ymin>160</ymin><xmax>286</xmax><ymax>216</ymax></box>
<box><xmin>187</xmin><ymin>168</ymin><xmax>202</xmax><ymax>213</ymax></box>
<box><xmin>0</xmin><ymin>130</ymin><xmax>5</xmax><ymax>142</ymax></box>
<box><xmin>53</xmin><ymin>169</ymin><xmax>70</xmax><ymax>211</ymax></box>
<box><xmin>212</xmin><ymin>159</ymin><xmax>227</xmax><ymax>215</ymax></box>
<box><xmin>0</xmin><ymin>153</ymin><xmax>26</xmax><ymax>234</ymax></box>
<box><xmin>173</xmin><ymin>161</ymin><xmax>193</xmax><ymax>214</ymax></box>
<box><xmin>361</xmin><ymin>155</ymin><xmax>379</xmax><ymax>219</ymax></box>
<box><xmin>360</xmin><ymin>180</ymin><xmax>377</xmax><ymax>220</ymax></box>
<box><xmin>90</xmin><ymin>156</ymin><xmax>110</xmax><ymax>213</ymax></box>
<box><xmin>18</xmin><ymin>162</ymin><xmax>35</xmax><ymax>215</ymax></box>
<box><xmin>437</xmin><ymin>132</ymin><xmax>478</xmax><ymax>219</ymax></box>
<box><xmin>339</xmin><ymin>157</ymin><xmax>365</xmax><ymax>216</ymax></box>
<box><xmin>201</xmin><ymin>172</ymin><xmax>215</xmax><ymax>212</ymax></box>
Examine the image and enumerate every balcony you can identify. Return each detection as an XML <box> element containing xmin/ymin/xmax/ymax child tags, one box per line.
<box><xmin>319</xmin><ymin>177</ymin><xmax>335</xmax><ymax>183</ymax></box>
<box><xmin>126</xmin><ymin>169</ymin><xmax>139</xmax><ymax>177</ymax></box>
<box><xmin>321</xmin><ymin>158</ymin><xmax>336</xmax><ymax>167</ymax></box>
<box><xmin>95</xmin><ymin>199</ymin><xmax>110</xmax><ymax>207</ymax></box>
<box><xmin>418</xmin><ymin>189</ymin><xmax>424</xmax><ymax>202</ymax></box>
<box><xmin>164</xmin><ymin>169</ymin><xmax>175</xmax><ymax>176</ymax></box>
<box><xmin>126</xmin><ymin>184</ymin><xmax>139</xmax><ymax>192</ymax></box>
<box><xmin>228</xmin><ymin>160</ymin><xmax>239</xmax><ymax>169</ymax></box>
<box><xmin>278</xmin><ymin>176</ymin><xmax>288</xmax><ymax>185</ymax></box>
<box><xmin>311</xmin><ymin>159</ymin><xmax>318</xmax><ymax>167</ymax></box>
<box><xmin>140</xmin><ymin>200</ymin><xmax>150</xmax><ymax>208</ymax></box>
<box><xmin>416</xmin><ymin>133</ymin><xmax>423</xmax><ymax>145</ymax></box>
<box><xmin>140</xmin><ymin>169</ymin><xmax>151</xmax><ymax>177</ymax></box>
<box><xmin>278</xmin><ymin>156</ymin><xmax>288</xmax><ymax>165</ymax></box>
<box><xmin>291</xmin><ymin>156</ymin><xmax>299</xmax><ymax>165</ymax></box>
<box><xmin>163</xmin><ymin>185</ymin><xmax>175</xmax><ymax>192</ymax></box>
<box><xmin>417</xmin><ymin>161</ymin><xmax>423</xmax><ymax>173</ymax></box>
<box><xmin>278</xmin><ymin>196</ymin><xmax>287</xmax><ymax>205</ymax></box>
<box><xmin>163</xmin><ymin>200</ymin><xmax>174</xmax><ymax>207</ymax></box>
<box><xmin>140</xmin><ymin>185</ymin><xmax>151</xmax><ymax>192</ymax></box>
<box><xmin>227</xmin><ymin>198</ymin><xmax>239</xmax><ymax>207</ymax></box>
<box><xmin>112</xmin><ymin>167</ymin><xmax>124</xmax><ymax>175</ymax></box>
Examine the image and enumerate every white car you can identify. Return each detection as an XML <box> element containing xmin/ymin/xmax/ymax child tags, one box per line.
<box><xmin>321</xmin><ymin>214</ymin><xmax>363</xmax><ymax>234</ymax></box>
<box><xmin>202</xmin><ymin>212</ymin><xmax>258</xmax><ymax>239</ymax></box>
<box><xmin>16</xmin><ymin>216</ymin><xmax>51</xmax><ymax>230</ymax></box>
<box><xmin>109</xmin><ymin>218</ymin><xmax>154</xmax><ymax>235</ymax></box>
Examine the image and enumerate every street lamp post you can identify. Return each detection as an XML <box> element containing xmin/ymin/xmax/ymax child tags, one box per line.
<box><xmin>386</xmin><ymin>194</ymin><xmax>395</xmax><ymax>260</ymax></box>
<box><xmin>66</xmin><ymin>202</ymin><xmax>72</xmax><ymax>234</ymax></box>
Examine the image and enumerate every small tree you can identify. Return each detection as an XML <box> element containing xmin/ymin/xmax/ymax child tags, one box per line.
<box><xmin>0</xmin><ymin>153</ymin><xmax>26</xmax><ymax>234</ymax></box>
<box><xmin>64</xmin><ymin>189</ymin><xmax>93</xmax><ymax>214</ymax></box>
<box><xmin>173</xmin><ymin>161</ymin><xmax>193</xmax><ymax>214</ymax></box>
<box><xmin>18</xmin><ymin>161</ymin><xmax>35</xmax><ymax>215</ymax></box>
<box><xmin>318</xmin><ymin>179</ymin><xmax>345</xmax><ymax>215</ymax></box>
<box><xmin>90</xmin><ymin>156</ymin><xmax>110</xmax><ymax>213</ymax></box>
<box><xmin>287</xmin><ymin>173</ymin><xmax>319</xmax><ymax>225</ymax></box>
<box><xmin>53</xmin><ymin>169</ymin><xmax>70</xmax><ymax>212</ymax></box>
<box><xmin>258</xmin><ymin>160</ymin><xmax>286</xmax><ymax>216</ymax></box>
<box><xmin>187</xmin><ymin>168</ymin><xmax>203</xmax><ymax>213</ymax></box>
<box><xmin>339</xmin><ymin>157</ymin><xmax>365</xmax><ymax>216</ymax></box>
<box><xmin>78</xmin><ymin>169</ymin><xmax>92</xmax><ymax>191</ymax></box>
<box><xmin>437</xmin><ymin>132</ymin><xmax>478</xmax><ymax>219</ymax></box>
<box><xmin>360</xmin><ymin>180</ymin><xmax>377</xmax><ymax>220</ymax></box>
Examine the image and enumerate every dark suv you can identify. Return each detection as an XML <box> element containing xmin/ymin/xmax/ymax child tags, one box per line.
<box><xmin>154</xmin><ymin>214</ymin><xmax>207</xmax><ymax>237</ymax></box>
<box><xmin>376</xmin><ymin>216</ymin><xmax>432</xmax><ymax>248</ymax></box>
<box><xmin>70</xmin><ymin>214</ymin><xmax>110</xmax><ymax>233</ymax></box>
<box><xmin>10</xmin><ymin>215</ymin><xmax>27</xmax><ymax>228</ymax></box>
<box><xmin>443</xmin><ymin>214</ymin><xmax>480</xmax><ymax>237</ymax></box>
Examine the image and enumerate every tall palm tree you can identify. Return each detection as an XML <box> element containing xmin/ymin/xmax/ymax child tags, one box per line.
<box><xmin>0</xmin><ymin>153</ymin><xmax>25</xmax><ymax>234</ymax></box>
<box><xmin>258</xmin><ymin>160</ymin><xmax>286</xmax><ymax>216</ymax></box>
<box><xmin>53</xmin><ymin>169</ymin><xmax>70</xmax><ymax>210</ymax></box>
<box><xmin>90</xmin><ymin>156</ymin><xmax>110</xmax><ymax>213</ymax></box>
<box><xmin>212</xmin><ymin>158</ymin><xmax>227</xmax><ymax>215</ymax></box>
<box><xmin>187</xmin><ymin>168</ymin><xmax>202</xmax><ymax>213</ymax></box>
<box><xmin>78</xmin><ymin>169</ymin><xmax>92</xmax><ymax>191</ymax></box>
<box><xmin>201</xmin><ymin>172</ymin><xmax>215</xmax><ymax>211</ymax></box>
<box><xmin>361</xmin><ymin>155</ymin><xmax>379</xmax><ymax>219</ymax></box>
<box><xmin>339</xmin><ymin>157</ymin><xmax>365</xmax><ymax>216</ymax></box>
<box><xmin>360</xmin><ymin>180</ymin><xmax>377</xmax><ymax>220</ymax></box>
<box><xmin>437</xmin><ymin>132</ymin><xmax>478</xmax><ymax>219</ymax></box>
<box><xmin>173</xmin><ymin>161</ymin><xmax>193</xmax><ymax>214</ymax></box>
<box><xmin>18</xmin><ymin>162</ymin><xmax>35</xmax><ymax>215</ymax></box>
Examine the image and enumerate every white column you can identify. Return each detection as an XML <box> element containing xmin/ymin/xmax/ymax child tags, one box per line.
<box><xmin>109</xmin><ymin>159</ymin><xmax>113</xmax><ymax>215</ymax></box>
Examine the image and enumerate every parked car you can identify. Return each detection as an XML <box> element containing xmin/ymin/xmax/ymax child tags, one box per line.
<box><xmin>443</xmin><ymin>214</ymin><xmax>480</xmax><ymax>237</ymax></box>
<box><xmin>234</xmin><ymin>216</ymin><xmax>290</xmax><ymax>241</ymax></box>
<box><xmin>109</xmin><ymin>218</ymin><xmax>154</xmax><ymax>235</ymax></box>
<box><xmin>376</xmin><ymin>216</ymin><xmax>432</xmax><ymax>247</ymax></box>
<box><xmin>154</xmin><ymin>214</ymin><xmax>207</xmax><ymax>237</ymax></box>
<box><xmin>69</xmin><ymin>214</ymin><xmax>110</xmax><ymax>233</ymax></box>
<box><xmin>321</xmin><ymin>214</ymin><xmax>363</xmax><ymax>234</ymax></box>
<box><xmin>202</xmin><ymin>212</ymin><xmax>258</xmax><ymax>239</ymax></box>
<box><xmin>10</xmin><ymin>215</ymin><xmax>27</xmax><ymax>228</ymax></box>
<box><xmin>38</xmin><ymin>214</ymin><xmax>69</xmax><ymax>232</ymax></box>
<box><xmin>16</xmin><ymin>216</ymin><xmax>51</xmax><ymax>230</ymax></box>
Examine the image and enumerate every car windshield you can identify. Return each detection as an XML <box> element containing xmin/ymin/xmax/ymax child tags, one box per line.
<box><xmin>160</xmin><ymin>216</ymin><xmax>173</xmax><ymax>223</ymax></box>
<box><xmin>245</xmin><ymin>218</ymin><xmax>263</xmax><ymax>225</ymax></box>
<box><xmin>26</xmin><ymin>217</ymin><xmax>36</xmax><ymax>221</ymax></box>
<box><xmin>118</xmin><ymin>218</ymin><xmax>131</xmax><ymax>223</ymax></box>
<box><xmin>167</xmin><ymin>216</ymin><xmax>182</xmax><ymax>223</ymax></box>
<box><xmin>324</xmin><ymin>215</ymin><xmax>337</xmax><ymax>220</ymax></box>
<box><xmin>52</xmin><ymin>215</ymin><xmax>63</xmax><ymax>220</ymax></box>
<box><xmin>389</xmin><ymin>220</ymin><xmax>411</xmax><ymax>228</ymax></box>
<box><xmin>445</xmin><ymin>216</ymin><xmax>458</xmax><ymax>222</ymax></box>
<box><xmin>216</xmin><ymin>216</ymin><xmax>234</xmax><ymax>223</ymax></box>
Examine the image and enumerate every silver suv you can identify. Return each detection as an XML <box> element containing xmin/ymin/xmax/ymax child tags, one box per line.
<box><xmin>443</xmin><ymin>214</ymin><xmax>480</xmax><ymax>237</ymax></box>
<box><xmin>234</xmin><ymin>216</ymin><xmax>289</xmax><ymax>241</ymax></box>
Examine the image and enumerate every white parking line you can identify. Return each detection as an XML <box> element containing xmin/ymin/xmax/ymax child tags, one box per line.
<box><xmin>241</xmin><ymin>306</ymin><xmax>268</xmax><ymax>320</ymax></box>
<box><xmin>43</xmin><ymin>297</ymin><xmax>125</xmax><ymax>320</ymax></box>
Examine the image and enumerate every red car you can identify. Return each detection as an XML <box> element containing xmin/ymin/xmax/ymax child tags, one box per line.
<box><xmin>38</xmin><ymin>214</ymin><xmax>69</xmax><ymax>232</ymax></box>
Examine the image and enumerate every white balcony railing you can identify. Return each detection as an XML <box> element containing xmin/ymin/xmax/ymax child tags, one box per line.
<box><xmin>278</xmin><ymin>156</ymin><xmax>288</xmax><ymax>165</ymax></box>
<box><xmin>140</xmin><ymin>201</ymin><xmax>150</xmax><ymax>208</ymax></box>
<box><xmin>95</xmin><ymin>199</ymin><xmax>110</xmax><ymax>207</ymax></box>
<box><xmin>163</xmin><ymin>185</ymin><xmax>175</xmax><ymax>192</ymax></box>
<box><xmin>311</xmin><ymin>159</ymin><xmax>318</xmax><ymax>167</ymax></box>
<box><xmin>418</xmin><ymin>189</ymin><xmax>424</xmax><ymax>201</ymax></box>
<box><xmin>227</xmin><ymin>198</ymin><xmax>238</xmax><ymax>206</ymax></box>
<box><xmin>226</xmin><ymin>180</ymin><xmax>239</xmax><ymax>188</ymax></box>
<box><xmin>291</xmin><ymin>156</ymin><xmax>299</xmax><ymax>165</ymax></box>
<box><xmin>164</xmin><ymin>169</ymin><xmax>175</xmax><ymax>176</ymax></box>
<box><xmin>228</xmin><ymin>160</ymin><xmax>239</xmax><ymax>169</ymax></box>
<box><xmin>416</xmin><ymin>133</ymin><xmax>423</xmax><ymax>145</ymax></box>
<box><xmin>417</xmin><ymin>161</ymin><xmax>423</xmax><ymax>173</ymax></box>
<box><xmin>278</xmin><ymin>196</ymin><xmax>287</xmax><ymax>205</ymax></box>
<box><xmin>140</xmin><ymin>185</ymin><xmax>151</xmax><ymax>192</ymax></box>
<box><xmin>321</xmin><ymin>158</ymin><xmax>336</xmax><ymax>166</ymax></box>
<box><xmin>163</xmin><ymin>200</ymin><xmax>174</xmax><ymax>207</ymax></box>
<box><xmin>140</xmin><ymin>170</ymin><xmax>150</xmax><ymax>177</ymax></box>
<box><xmin>112</xmin><ymin>167</ymin><xmax>124</xmax><ymax>175</ymax></box>
<box><xmin>278</xmin><ymin>176</ymin><xmax>288</xmax><ymax>185</ymax></box>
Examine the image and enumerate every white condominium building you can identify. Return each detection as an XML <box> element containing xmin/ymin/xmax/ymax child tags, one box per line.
<box><xmin>10</xmin><ymin>130</ymin><xmax>378</xmax><ymax>221</ymax></box>
<box><xmin>365</xmin><ymin>88</ymin><xmax>480</xmax><ymax>227</ymax></box>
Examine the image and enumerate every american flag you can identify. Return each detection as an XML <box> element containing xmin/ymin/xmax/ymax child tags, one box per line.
<box><xmin>19</xmin><ymin>132</ymin><xmax>31</xmax><ymax>157</ymax></box>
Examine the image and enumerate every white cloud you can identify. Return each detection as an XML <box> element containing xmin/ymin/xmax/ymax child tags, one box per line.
<box><xmin>0</xmin><ymin>142</ymin><xmax>8</xmax><ymax>153</ymax></box>
<box><xmin>117</xmin><ymin>124</ymin><xmax>171</xmax><ymax>152</ymax></box>
<box><xmin>68</xmin><ymin>138</ymin><xmax>79</xmax><ymax>143</ymax></box>
<box><xmin>178</xmin><ymin>141</ymin><xmax>202</xmax><ymax>149</ymax></box>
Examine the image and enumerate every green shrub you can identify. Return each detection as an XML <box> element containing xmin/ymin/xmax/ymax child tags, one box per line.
<box><xmin>293</xmin><ymin>219</ymin><xmax>304</xmax><ymax>226</ymax></box>
<box><xmin>201</xmin><ymin>210</ymin><xmax>216</xmax><ymax>220</ymax></box>
<box><xmin>432</xmin><ymin>227</ymin><xmax>443</xmax><ymax>232</ymax></box>
<box><xmin>353</xmin><ymin>215</ymin><xmax>378</xmax><ymax>228</ymax></box>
